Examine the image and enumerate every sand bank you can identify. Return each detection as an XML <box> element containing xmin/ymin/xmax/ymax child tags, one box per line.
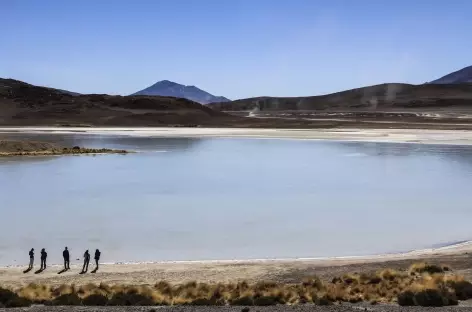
<box><xmin>1</xmin><ymin>127</ymin><xmax>472</xmax><ymax>145</ymax></box>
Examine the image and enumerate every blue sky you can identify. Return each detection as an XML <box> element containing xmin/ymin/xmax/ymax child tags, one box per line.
<box><xmin>2</xmin><ymin>0</ymin><xmax>472</xmax><ymax>100</ymax></box>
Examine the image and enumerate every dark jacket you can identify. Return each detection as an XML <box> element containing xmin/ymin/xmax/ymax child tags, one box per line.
<box><xmin>40</xmin><ymin>251</ymin><xmax>47</xmax><ymax>260</ymax></box>
<box><xmin>94</xmin><ymin>250</ymin><xmax>101</xmax><ymax>260</ymax></box>
<box><xmin>29</xmin><ymin>250</ymin><xmax>34</xmax><ymax>258</ymax></box>
<box><xmin>63</xmin><ymin>250</ymin><xmax>70</xmax><ymax>260</ymax></box>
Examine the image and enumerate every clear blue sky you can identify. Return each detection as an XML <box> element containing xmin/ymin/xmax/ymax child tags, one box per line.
<box><xmin>2</xmin><ymin>0</ymin><xmax>472</xmax><ymax>100</ymax></box>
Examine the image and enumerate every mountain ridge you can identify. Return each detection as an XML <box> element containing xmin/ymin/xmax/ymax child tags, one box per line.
<box><xmin>207</xmin><ymin>82</ymin><xmax>472</xmax><ymax>111</ymax></box>
<box><xmin>429</xmin><ymin>65</ymin><xmax>472</xmax><ymax>84</ymax></box>
<box><xmin>131</xmin><ymin>80</ymin><xmax>230</xmax><ymax>104</ymax></box>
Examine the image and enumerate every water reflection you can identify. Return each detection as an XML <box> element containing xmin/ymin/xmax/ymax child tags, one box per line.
<box><xmin>335</xmin><ymin>141</ymin><xmax>472</xmax><ymax>167</ymax></box>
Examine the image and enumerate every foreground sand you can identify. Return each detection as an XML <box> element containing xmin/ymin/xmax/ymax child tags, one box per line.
<box><xmin>1</xmin><ymin>242</ymin><xmax>472</xmax><ymax>288</ymax></box>
<box><xmin>2</xmin><ymin>127</ymin><xmax>472</xmax><ymax>145</ymax></box>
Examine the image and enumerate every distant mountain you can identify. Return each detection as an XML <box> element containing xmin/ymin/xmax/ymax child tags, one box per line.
<box><xmin>429</xmin><ymin>65</ymin><xmax>472</xmax><ymax>84</ymax></box>
<box><xmin>131</xmin><ymin>80</ymin><xmax>230</xmax><ymax>104</ymax></box>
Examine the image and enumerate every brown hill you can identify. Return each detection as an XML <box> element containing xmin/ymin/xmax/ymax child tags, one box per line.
<box><xmin>2</xmin><ymin>78</ymin><xmax>472</xmax><ymax>130</ymax></box>
<box><xmin>207</xmin><ymin>83</ymin><xmax>472</xmax><ymax>112</ymax></box>
<box><xmin>0</xmin><ymin>78</ymin><xmax>227</xmax><ymax>126</ymax></box>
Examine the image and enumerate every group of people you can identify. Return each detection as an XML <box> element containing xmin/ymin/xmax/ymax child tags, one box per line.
<box><xmin>28</xmin><ymin>247</ymin><xmax>101</xmax><ymax>273</ymax></box>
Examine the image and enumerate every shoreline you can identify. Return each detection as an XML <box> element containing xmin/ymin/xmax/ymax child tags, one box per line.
<box><xmin>1</xmin><ymin>239</ymin><xmax>472</xmax><ymax>270</ymax></box>
<box><xmin>2</xmin><ymin>239</ymin><xmax>471</xmax><ymax>270</ymax></box>
<box><xmin>1</xmin><ymin>240</ymin><xmax>472</xmax><ymax>287</ymax></box>
<box><xmin>1</xmin><ymin>127</ymin><xmax>472</xmax><ymax>145</ymax></box>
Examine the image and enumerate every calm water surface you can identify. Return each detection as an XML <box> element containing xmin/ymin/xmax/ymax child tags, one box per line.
<box><xmin>1</xmin><ymin>132</ymin><xmax>472</xmax><ymax>266</ymax></box>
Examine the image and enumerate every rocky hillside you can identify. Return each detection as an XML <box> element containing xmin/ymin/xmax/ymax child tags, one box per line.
<box><xmin>131</xmin><ymin>80</ymin><xmax>230</xmax><ymax>104</ymax></box>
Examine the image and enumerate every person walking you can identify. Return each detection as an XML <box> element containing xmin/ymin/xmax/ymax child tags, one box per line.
<box><xmin>94</xmin><ymin>249</ymin><xmax>101</xmax><ymax>271</ymax></box>
<box><xmin>82</xmin><ymin>250</ymin><xmax>90</xmax><ymax>273</ymax></box>
<box><xmin>63</xmin><ymin>247</ymin><xmax>70</xmax><ymax>270</ymax></box>
<box><xmin>40</xmin><ymin>248</ymin><xmax>47</xmax><ymax>270</ymax></box>
<box><xmin>28</xmin><ymin>248</ymin><xmax>34</xmax><ymax>270</ymax></box>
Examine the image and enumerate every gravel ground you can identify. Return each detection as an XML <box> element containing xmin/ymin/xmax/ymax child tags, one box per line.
<box><xmin>3</xmin><ymin>305</ymin><xmax>472</xmax><ymax>312</ymax></box>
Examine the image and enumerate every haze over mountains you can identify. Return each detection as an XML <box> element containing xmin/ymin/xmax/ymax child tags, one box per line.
<box><xmin>131</xmin><ymin>80</ymin><xmax>230</xmax><ymax>104</ymax></box>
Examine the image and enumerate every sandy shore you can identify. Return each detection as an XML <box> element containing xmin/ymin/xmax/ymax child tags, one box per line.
<box><xmin>1</xmin><ymin>127</ymin><xmax>472</xmax><ymax>145</ymax></box>
<box><xmin>1</xmin><ymin>241</ymin><xmax>472</xmax><ymax>288</ymax></box>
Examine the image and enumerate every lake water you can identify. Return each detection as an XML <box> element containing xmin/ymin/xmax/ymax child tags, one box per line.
<box><xmin>1</xmin><ymin>132</ymin><xmax>472</xmax><ymax>266</ymax></box>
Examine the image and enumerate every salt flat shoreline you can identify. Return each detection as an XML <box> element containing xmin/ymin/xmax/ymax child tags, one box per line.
<box><xmin>1</xmin><ymin>127</ymin><xmax>472</xmax><ymax>145</ymax></box>
<box><xmin>1</xmin><ymin>240</ymin><xmax>472</xmax><ymax>288</ymax></box>
<box><xmin>2</xmin><ymin>239</ymin><xmax>471</xmax><ymax>269</ymax></box>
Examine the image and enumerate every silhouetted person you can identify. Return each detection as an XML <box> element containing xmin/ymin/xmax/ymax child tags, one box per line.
<box><xmin>94</xmin><ymin>249</ymin><xmax>101</xmax><ymax>271</ymax></box>
<box><xmin>63</xmin><ymin>247</ymin><xmax>70</xmax><ymax>270</ymax></box>
<box><xmin>40</xmin><ymin>248</ymin><xmax>47</xmax><ymax>270</ymax></box>
<box><xmin>82</xmin><ymin>250</ymin><xmax>90</xmax><ymax>273</ymax></box>
<box><xmin>28</xmin><ymin>248</ymin><xmax>34</xmax><ymax>269</ymax></box>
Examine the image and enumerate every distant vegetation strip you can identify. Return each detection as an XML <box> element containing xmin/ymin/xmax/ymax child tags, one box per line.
<box><xmin>1</xmin><ymin>263</ymin><xmax>472</xmax><ymax>307</ymax></box>
<box><xmin>0</xmin><ymin>140</ymin><xmax>129</xmax><ymax>157</ymax></box>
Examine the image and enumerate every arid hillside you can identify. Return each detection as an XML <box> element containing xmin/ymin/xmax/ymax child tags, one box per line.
<box><xmin>0</xmin><ymin>78</ymin><xmax>228</xmax><ymax>126</ymax></box>
<box><xmin>207</xmin><ymin>83</ymin><xmax>472</xmax><ymax>112</ymax></box>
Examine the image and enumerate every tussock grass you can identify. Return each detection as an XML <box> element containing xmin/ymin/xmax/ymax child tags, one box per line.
<box><xmin>1</xmin><ymin>262</ymin><xmax>471</xmax><ymax>307</ymax></box>
<box><xmin>408</xmin><ymin>262</ymin><xmax>447</xmax><ymax>275</ymax></box>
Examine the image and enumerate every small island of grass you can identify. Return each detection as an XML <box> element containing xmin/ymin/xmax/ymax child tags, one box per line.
<box><xmin>0</xmin><ymin>140</ymin><xmax>129</xmax><ymax>157</ymax></box>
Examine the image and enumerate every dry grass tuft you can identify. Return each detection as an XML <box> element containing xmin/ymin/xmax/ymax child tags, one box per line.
<box><xmin>408</xmin><ymin>262</ymin><xmax>446</xmax><ymax>275</ymax></box>
<box><xmin>17</xmin><ymin>283</ymin><xmax>52</xmax><ymax>303</ymax></box>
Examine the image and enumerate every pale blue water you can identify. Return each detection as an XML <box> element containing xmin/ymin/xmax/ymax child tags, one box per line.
<box><xmin>1</xmin><ymin>133</ymin><xmax>472</xmax><ymax>266</ymax></box>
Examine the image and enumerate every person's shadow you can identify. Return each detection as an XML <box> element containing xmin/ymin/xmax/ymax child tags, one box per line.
<box><xmin>23</xmin><ymin>268</ymin><xmax>32</xmax><ymax>274</ymax></box>
<box><xmin>57</xmin><ymin>268</ymin><xmax>68</xmax><ymax>274</ymax></box>
<box><xmin>34</xmin><ymin>268</ymin><xmax>44</xmax><ymax>274</ymax></box>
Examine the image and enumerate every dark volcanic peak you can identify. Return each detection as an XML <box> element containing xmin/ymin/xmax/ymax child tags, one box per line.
<box><xmin>429</xmin><ymin>65</ymin><xmax>472</xmax><ymax>84</ymax></box>
<box><xmin>131</xmin><ymin>80</ymin><xmax>230</xmax><ymax>104</ymax></box>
